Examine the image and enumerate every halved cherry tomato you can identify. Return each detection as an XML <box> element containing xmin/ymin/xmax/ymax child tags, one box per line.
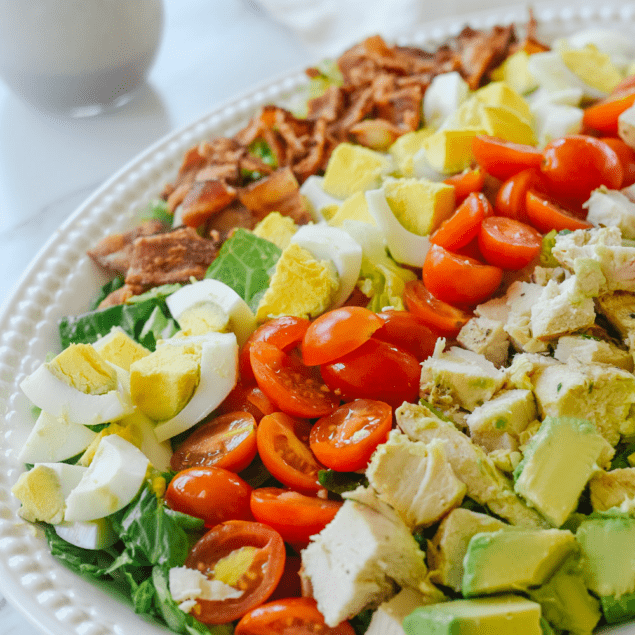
<box><xmin>430</xmin><ymin>192</ymin><xmax>493</xmax><ymax>251</ymax></box>
<box><xmin>541</xmin><ymin>135</ymin><xmax>623</xmax><ymax>201</ymax></box>
<box><xmin>185</xmin><ymin>520</ymin><xmax>286</xmax><ymax>624</ymax></box>
<box><xmin>235</xmin><ymin>597</ymin><xmax>356</xmax><ymax>635</ymax></box>
<box><xmin>250</xmin><ymin>341</ymin><xmax>339</xmax><ymax>418</ymax></box>
<box><xmin>320</xmin><ymin>339</ymin><xmax>420</xmax><ymax>408</ymax></box>
<box><xmin>165</xmin><ymin>466</ymin><xmax>253</xmax><ymax>527</ymax></box>
<box><xmin>170</xmin><ymin>412</ymin><xmax>258</xmax><ymax>473</ymax></box>
<box><xmin>302</xmin><ymin>306</ymin><xmax>384</xmax><ymax>366</ymax></box>
<box><xmin>472</xmin><ymin>135</ymin><xmax>542</xmax><ymax>181</ymax></box>
<box><xmin>478</xmin><ymin>216</ymin><xmax>543</xmax><ymax>271</ymax></box>
<box><xmin>250</xmin><ymin>487</ymin><xmax>342</xmax><ymax>544</ymax></box>
<box><xmin>601</xmin><ymin>137</ymin><xmax>635</xmax><ymax>187</ymax></box>
<box><xmin>310</xmin><ymin>399</ymin><xmax>392</xmax><ymax>472</ymax></box>
<box><xmin>268</xmin><ymin>555</ymin><xmax>302</xmax><ymax>602</ymax></box>
<box><xmin>217</xmin><ymin>382</ymin><xmax>277</xmax><ymax>422</ymax></box>
<box><xmin>256</xmin><ymin>412</ymin><xmax>325</xmax><ymax>493</ymax></box>
<box><xmin>403</xmin><ymin>279</ymin><xmax>472</xmax><ymax>337</ymax></box>
<box><xmin>422</xmin><ymin>244</ymin><xmax>503</xmax><ymax>306</ymax></box>
<box><xmin>373</xmin><ymin>310</ymin><xmax>438</xmax><ymax>361</ymax></box>
<box><xmin>582</xmin><ymin>88</ymin><xmax>635</xmax><ymax>135</ymax></box>
<box><xmin>526</xmin><ymin>190</ymin><xmax>594</xmax><ymax>233</ymax></box>
<box><xmin>240</xmin><ymin>316</ymin><xmax>311</xmax><ymax>383</ymax></box>
<box><xmin>495</xmin><ymin>168</ymin><xmax>545</xmax><ymax>223</ymax></box>
<box><xmin>443</xmin><ymin>167</ymin><xmax>486</xmax><ymax>203</ymax></box>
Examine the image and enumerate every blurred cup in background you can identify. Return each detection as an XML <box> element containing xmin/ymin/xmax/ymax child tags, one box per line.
<box><xmin>0</xmin><ymin>0</ymin><xmax>164</xmax><ymax>117</ymax></box>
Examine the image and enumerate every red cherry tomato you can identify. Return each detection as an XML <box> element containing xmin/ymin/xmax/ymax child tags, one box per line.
<box><xmin>582</xmin><ymin>88</ymin><xmax>635</xmax><ymax>135</ymax></box>
<box><xmin>541</xmin><ymin>135</ymin><xmax>623</xmax><ymax>201</ymax></box>
<box><xmin>250</xmin><ymin>341</ymin><xmax>339</xmax><ymax>418</ymax></box>
<box><xmin>478</xmin><ymin>216</ymin><xmax>543</xmax><ymax>271</ymax></box>
<box><xmin>185</xmin><ymin>520</ymin><xmax>286</xmax><ymax>624</ymax></box>
<box><xmin>302</xmin><ymin>306</ymin><xmax>384</xmax><ymax>366</ymax></box>
<box><xmin>240</xmin><ymin>316</ymin><xmax>310</xmax><ymax>383</ymax></box>
<box><xmin>422</xmin><ymin>244</ymin><xmax>503</xmax><ymax>306</ymax></box>
<box><xmin>600</xmin><ymin>137</ymin><xmax>635</xmax><ymax>187</ymax></box>
<box><xmin>472</xmin><ymin>135</ymin><xmax>542</xmax><ymax>180</ymax></box>
<box><xmin>430</xmin><ymin>192</ymin><xmax>493</xmax><ymax>251</ymax></box>
<box><xmin>268</xmin><ymin>555</ymin><xmax>302</xmax><ymax>602</ymax></box>
<box><xmin>309</xmin><ymin>399</ymin><xmax>393</xmax><ymax>472</ymax></box>
<box><xmin>526</xmin><ymin>190</ymin><xmax>594</xmax><ymax>233</ymax></box>
<box><xmin>250</xmin><ymin>487</ymin><xmax>342</xmax><ymax>544</ymax></box>
<box><xmin>320</xmin><ymin>338</ymin><xmax>420</xmax><ymax>408</ymax></box>
<box><xmin>256</xmin><ymin>412</ymin><xmax>325</xmax><ymax>494</ymax></box>
<box><xmin>165</xmin><ymin>466</ymin><xmax>253</xmax><ymax>527</ymax></box>
<box><xmin>235</xmin><ymin>597</ymin><xmax>356</xmax><ymax>635</ymax></box>
<box><xmin>373</xmin><ymin>310</ymin><xmax>438</xmax><ymax>362</ymax></box>
<box><xmin>443</xmin><ymin>167</ymin><xmax>486</xmax><ymax>203</ymax></box>
<box><xmin>403</xmin><ymin>279</ymin><xmax>472</xmax><ymax>337</ymax></box>
<box><xmin>170</xmin><ymin>411</ymin><xmax>257</xmax><ymax>473</ymax></box>
<box><xmin>217</xmin><ymin>382</ymin><xmax>274</xmax><ymax>422</ymax></box>
<box><xmin>495</xmin><ymin>168</ymin><xmax>545</xmax><ymax>223</ymax></box>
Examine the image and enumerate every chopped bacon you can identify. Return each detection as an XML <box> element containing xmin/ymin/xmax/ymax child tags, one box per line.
<box><xmin>207</xmin><ymin>202</ymin><xmax>258</xmax><ymax>243</ymax></box>
<box><xmin>180</xmin><ymin>179</ymin><xmax>238</xmax><ymax>228</ymax></box>
<box><xmin>306</xmin><ymin>86</ymin><xmax>344</xmax><ymax>122</ymax></box>
<box><xmin>349</xmin><ymin>118</ymin><xmax>404</xmax><ymax>151</ymax></box>
<box><xmin>124</xmin><ymin>227</ymin><xmax>220</xmax><ymax>289</ymax></box>
<box><xmin>238</xmin><ymin>167</ymin><xmax>312</xmax><ymax>224</ymax></box>
<box><xmin>87</xmin><ymin>220</ymin><xmax>166</xmax><ymax>274</ymax></box>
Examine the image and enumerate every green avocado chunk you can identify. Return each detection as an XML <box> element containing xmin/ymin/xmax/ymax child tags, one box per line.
<box><xmin>513</xmin><ymin>416</ymin><xmax>606</xmax><ymax>527</ymax></box>
<box><xmin>601</xmin><ymin>591</ymin><xmax>635</xmax><ymax>624</ymax></box>
<box><xmin>402</xmin><ymin>595</ymin><xmax>542</xmax><ymax>635</ymax></box>
<box><xmin>576</xmin><ymin>512</ymin><xmax>635</xmax><ymax>599</ymax></box>
<box><xmin>462</xmin><ymin>528</ymin><xmax>576</xmax><ymax>597</ymax></box>
<box><xmin>528</xmin><ymin>554</ymin><xmax>601</xmax><ymax>635</ymax></box>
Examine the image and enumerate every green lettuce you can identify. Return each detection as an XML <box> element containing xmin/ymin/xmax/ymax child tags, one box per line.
<box><xmin>205</xmin><ymin>228</ymin><xmax>281</xmax><ymax>312</ymax></box>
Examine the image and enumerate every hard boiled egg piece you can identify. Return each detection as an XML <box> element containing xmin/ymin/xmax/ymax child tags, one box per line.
<box><xmin>423</xmin><ymin>71</ymin><xmax>470</xmax><ymax>129</ymax></box>
<box><xmin>55</xmin><ymin>518</ymin><xmax>118</xmax><ymax>550</ymax></box>
<box><xmin>564</xmin><ymin>28</ymin><xmax>635</xmax><ymax>71</ymax></box>
<box><xmin>289</xmin><ymin>224</ymin><xmax>363</xmax><ymax>308</ymax></box>
<box><xmin>116</xmin><ymin>409</ymin><xmax>173</xmax><ymax>472</ymax></box>
<box><xmin>300</xmin><ymin>175</ymin><xmax>342</xmax><ymax>222</ymax></box>
<box><xmin>166</xmin><ymin>278</ymin><xmax>256</xmax><ymax>347</ymax></box>
<box><xmin>18</xmin><ymin>410</ymin><xmax>97</xmax><ymax>463</ymax></box>
<box><xmin>365</xmin><ymin>189</ymin><xmax>430</xmax><ymax>267</ymax></box>
<box><xmin>64</xmin><ymin>435</ymin><xmax>149</xmax><ymax>522</ymax></box>
<box><xmin>20</xmin><ymin>359</ymin><xmax>134</xmax><ymax>426</ymax></box>
<box><xmin>153</xmin><ymin>332</ymin><xmax>238</xmax><ymax>442</ymax></box>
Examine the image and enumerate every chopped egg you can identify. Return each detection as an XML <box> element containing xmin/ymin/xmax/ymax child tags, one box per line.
<box><xmin>18</xmin><ymin>410</ymin><xmax>97</xmax><ymax>463</ymax></box>
<box><xmin>299</xmin><ymin>175</ymin><xmax>342</xmax><ymax>222</ymax></box>
<box><xmin>55</xmin><ymin>518</ymin><xmax>118</xmax><ymax>550</ymax></box>
<box><xmin>166</xmin><ymin>278</ymin><xmax>257</xmax><ymax>347</ymax></box>
<box><xmin>92</xmin><ymin>327</ymin><xmax>151</xmax><ymax>371</ymax></box>
<box><xmin>64</xmin><ymin>435</ymin><xmax>150</xmax><ymax>522</ymax></box>
<box><xmin>423</xmin><ymin>71</ymin><xmax>469</xmax><ymax>129</ymax></box>
<box><xmin>290</xmin><ymin>224</ymin><xmax>363</xmax><ymax>309</ymax></box>
<box><xmin>20</xmin><ymin>355</ymin><xmax>134</xmax><ymax>426</ymax></box>
<box><xmin>252</xmin><ymin>211</ymin><xmax>298</xmax><ymax>250</ymax></box>
<box><xmin>153</xmin><ymin>332</ymin><xmax>238</xmax><ymax>442</ymax></box>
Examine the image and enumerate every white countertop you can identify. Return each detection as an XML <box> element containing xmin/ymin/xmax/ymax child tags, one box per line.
<box><xmin>0</xmin><ymin>1</ymin><xmax>311</xmax><ymax>633</ymax></box>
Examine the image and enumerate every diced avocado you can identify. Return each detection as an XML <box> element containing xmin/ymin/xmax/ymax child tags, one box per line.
<box><xmin>428</xmin><ymin>508</ymin><xmax>507</xmax><ymax>592</ymax></box>
<box><xmin>389</xmin><ymin>127</ymin><xmax>435</xmax><ymax>177</ymax></box>
<box><xmin>403</xmin><ymin>595</ymin><xmax>543</xmax><ymax>635</ymax></box>
<box><xmin>462</xmin><ymin>527</ymin><xmax>576</xmax><ymax>597</ymax></box>
<box><xmin>576</xmin><ymin>513</ymin><xmax>635</xmax><ymax>598</ymax></box>
<box><xmin>382</xmin><ymin>177</ymin><xmax>455</xmax><ymax>236</ymax></box>
<box><xmin>601</xmin><ymin>590</ymin><xmax>635</xmax><ymax>624</ymax></box>
<box><xmin>473</xmin><ymin>81</ymin><xmax>533</xmax><ymax>121</ymax></box>
<box><xmin>528</xmin><ymin>554</ymin><xmax>601</xmax><ymax>635</ymax></box>
<box><xmin>322</xmin><ymin>142</ymin><xmax>392</xmax><ymax>199</ymax></box>
<box><xmin>479</xmin><ymin>104</ymin><xmax>536</xmax><ymax>146</ymax></box>
<box><xmin>561</xmin><ymin>45</ymin><xmax>622</xmax><ymax>94</ymax></box>
<box><xmin>421</xmin><ymin>127</ymin><xmax>485</xmax><ymax>174</ymax></box>
<box><xmin>513</xmin><ymin>416</ymin><xmax>606</xmax><ymax>527</ymax></box>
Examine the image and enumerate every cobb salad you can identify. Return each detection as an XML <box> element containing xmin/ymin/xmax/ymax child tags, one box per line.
<box><xmin>9</xmin><ymin>12</ymin><xmax>635</xmax><ymax>635</ymax></box>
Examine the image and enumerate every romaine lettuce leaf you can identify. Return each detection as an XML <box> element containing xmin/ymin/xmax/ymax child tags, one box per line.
<box><xmin>205</xmin><ymin>228</ymin><xmax>281</xmax><ymax>311</ymax></box>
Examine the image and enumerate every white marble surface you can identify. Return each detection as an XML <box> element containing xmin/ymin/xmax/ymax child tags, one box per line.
<box><xmin>0</xmin><ymin>1</ymin><xmax>311</xmax><ymax>633</ymax></box>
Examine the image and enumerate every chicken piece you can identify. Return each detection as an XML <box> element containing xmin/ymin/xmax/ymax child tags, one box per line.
<box><xmin>589</xmin><ymin>468</ymin><xmax>635</xmax><ymax>512</ymax></box>
<box><xmin>396</xmin><ymin>402</ymin><xmax>549</xmax><ymax>528</ymax></box>
<box><xmin>457</xmin><ymin>316</ymin><xmax>509</xmax><ymax>367</ymax></box>
<box><xmin>366</xmin><ymin>432</ymin><xmax>466</xmax><ymax>529</ymax></box>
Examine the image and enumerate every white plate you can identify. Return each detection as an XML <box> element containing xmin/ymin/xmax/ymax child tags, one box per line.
<box><xmin>1</xmin><ymin>3</ymin><xmax>635</xmax><ymax>634</ymax></box>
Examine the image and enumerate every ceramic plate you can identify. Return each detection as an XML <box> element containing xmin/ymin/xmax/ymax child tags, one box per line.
<box><xmin>1</xmin><ymin>3</ymin><xmax>635</xmax><ymax>634</ymax></box>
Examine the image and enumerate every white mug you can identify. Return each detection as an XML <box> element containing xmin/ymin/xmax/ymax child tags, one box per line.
<box><xmin>0</xmin><ymin>0</ymin><xmax>164</xmax><ymax>117</ymax></box>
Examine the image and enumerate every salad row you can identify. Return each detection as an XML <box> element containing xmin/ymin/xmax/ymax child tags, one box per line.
<box><xmin>11</xmin><ymin>14</ymin><xmax>635</xmax><ymax>635</ymax></box>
